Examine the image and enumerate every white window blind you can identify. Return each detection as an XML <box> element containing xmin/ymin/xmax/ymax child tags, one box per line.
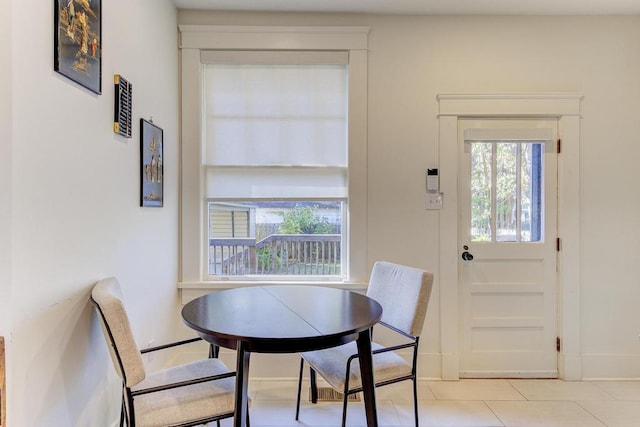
<box><xmin>203</xmin><ymin>51</ymin><xmax>348</xmax><ymax>199</ymax></box>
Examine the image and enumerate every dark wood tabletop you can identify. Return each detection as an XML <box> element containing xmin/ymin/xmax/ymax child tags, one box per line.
<box><xmin>181</xmin><ymin>285</ymin><xmax>383</xmax><ymax>427</ymax></box>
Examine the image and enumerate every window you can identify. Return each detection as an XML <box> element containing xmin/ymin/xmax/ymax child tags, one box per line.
<box><xmin>203</xmin><ymin>53</ymin><xmax>347</xmax><ymax>279</ymax></box>
<box><xmin>179</xmin><ymin>26</ymin><xmax>369</xmax><ymax>284</ymax></box>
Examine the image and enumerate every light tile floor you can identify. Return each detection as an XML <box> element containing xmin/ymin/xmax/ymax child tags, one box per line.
<box><xmin>215</xmin><ymin>378</ymin><xmax>640</xmax><ymax>426</ymax></box>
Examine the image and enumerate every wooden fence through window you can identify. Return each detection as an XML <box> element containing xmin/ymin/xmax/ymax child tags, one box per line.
<box><xmin>209</xmin><ymin>234</ymin><xmax>341</xmax><ymax>276</ymax></box>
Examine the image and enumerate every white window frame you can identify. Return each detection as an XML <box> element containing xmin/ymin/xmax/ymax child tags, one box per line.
<box><xmin>178</xmin><ymin>25</ymin><xmax>369</xmax><ymax>288</ymax></box>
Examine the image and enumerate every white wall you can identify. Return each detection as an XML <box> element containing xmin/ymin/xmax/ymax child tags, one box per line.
<box><xmin>8</xmin><ymin>0</ymin><xmax>184</xmax><ymax>425</ymax></box>
<box><xmin>178</xmin><ymin>11</ymin><xmax>640</xmax><ymax>379</ymax></box>
<box><xmin>1</xmin><ymin>0</ymin><xmax>13</xmax><ymax>340</ymax></box>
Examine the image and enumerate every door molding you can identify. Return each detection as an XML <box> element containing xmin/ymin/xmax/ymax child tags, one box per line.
<box><xmin>437</xmin><ymin>93</ymin><xmax>583</xmax><ymax>380</ymax></box>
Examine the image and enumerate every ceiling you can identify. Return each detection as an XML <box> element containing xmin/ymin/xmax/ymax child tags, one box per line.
<box><xmin>174</xmin><ymin>0</ymin><xmax>640</xmax><ymax>15</ymax></box>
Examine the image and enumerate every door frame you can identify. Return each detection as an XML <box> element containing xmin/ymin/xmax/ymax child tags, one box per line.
<box><xmin>437</xmin><ymin>93</ymin><xmax>583</xmax><ymax>380</ymax></box>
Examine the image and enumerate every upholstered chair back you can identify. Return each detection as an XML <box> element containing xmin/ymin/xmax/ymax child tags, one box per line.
<box><xmin>91</xmin><ymin>277</ymin><xmax>146</xmax><ymax>387</ymax></box>
<box><xmin>366</xmin><ymin>261</ymin><xmax>434</xmax><ymax>337</ymax></box>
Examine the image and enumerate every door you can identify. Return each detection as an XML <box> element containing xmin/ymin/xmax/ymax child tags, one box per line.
<box><xmin>458</xmin><ymin>119</ymin><xmax>558</xmax><ymax>378</ymax></box>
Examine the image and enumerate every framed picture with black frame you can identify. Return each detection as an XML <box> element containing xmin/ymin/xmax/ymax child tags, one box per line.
<box><xmin>140</xmin><ymin>119</ymin><xmax>163</xmax><ymax>207</ymax></box>
<box><xmin>54</xmin><ymin>0</ymin><xmax>102</xmax><ymax>94</ymax></box>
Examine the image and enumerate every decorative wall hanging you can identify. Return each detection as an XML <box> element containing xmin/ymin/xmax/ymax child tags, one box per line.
<box><xmin>140</xmin><ymin>119</ymin><xmax>163</xmax><ymax>207</ymax></box>
<box><xmin>54</xmin><ymin>0</ymin><xmax>102</xmax><ymax>94</ymax></box>
<box><xmin>114</xmin><ymin>75</ymin><xmax>133</xmax><ymax>137</ymax></box>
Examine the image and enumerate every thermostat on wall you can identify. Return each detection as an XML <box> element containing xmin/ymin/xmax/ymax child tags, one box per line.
<box><xmin>427</xmin><ymin>169</ymin><xmax>439</xmax><ymax>192</ymax></box>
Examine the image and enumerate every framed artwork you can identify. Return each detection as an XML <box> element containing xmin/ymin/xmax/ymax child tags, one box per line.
<box><xmin>140</xmin><ymin>119</ymin><xmax>163</xmax><ymax>207</ymax></box>
<box><xmin>54</xmin><ymin>0</ymin><xmax>102</xmax><ymax>94</ymax></box>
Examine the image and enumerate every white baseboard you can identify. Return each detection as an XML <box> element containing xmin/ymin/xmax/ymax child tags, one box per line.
<box><xmin>440</xmin><ymin>353</ymin><xmax>460</xmax><ymax>380</ymax></box>
<box><xmin>559</xmin><ymin>353</ymin><xmax>583</xmax><ymax>380</ymax></box>
<box><xmin>460</xmin><ymin>370</ymin><xmax>558</xmax><ymax>379</ymax></box>
<box><xmin>580</xmin><ymin>353</ymin><xmax>640</xmax><ymax>380</ymax></box>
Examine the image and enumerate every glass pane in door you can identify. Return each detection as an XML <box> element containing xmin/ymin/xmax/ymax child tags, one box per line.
<box><xmin>496</xmin><ymin>143</ymin><xmax>518</xmax><ymax>242</ymax></box>
<box><xmin>470</xmin><ymin>141</ymin><xmax>543</xmax><ymax>243</ymax></box>
<box><xmin>470</xmin><ymin>143</ymin><xmax>492</xmax><ymax>241</ymax></box>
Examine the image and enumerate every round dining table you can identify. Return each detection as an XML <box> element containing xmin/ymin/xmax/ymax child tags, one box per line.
<box><xmin>182</xmin><ymin>285</ymin><xmax>383</xmax><ymax>427</ymax></box>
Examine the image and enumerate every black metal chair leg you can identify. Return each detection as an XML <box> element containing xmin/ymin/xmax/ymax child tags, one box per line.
<box><xmin>295</xmin><ymin>358</ymin><xmax>304</xmax><ymax>419</ymax></box>
<box><xmin>119</xmin><ymin>399</ymin><xmax>125</xmax><ymax>427</ymax></box>
<box><xmin>412</xmin><ymin>377</ymin><xmax>419</xmax><ymax>426</ymax></box>
<box><xmin>341</xmin><ymin>379</ymin><xmax>350</xmax><ymax>427</ymax></box>
<box><xmin>309</xmin><ymin>367</ymin><xmax>318</xmax><ymax>404</ymax></box>
<box><xmin>341</xmin><ymin>392</ymin><xmax>349</xmax><ymax>427</ymax></box>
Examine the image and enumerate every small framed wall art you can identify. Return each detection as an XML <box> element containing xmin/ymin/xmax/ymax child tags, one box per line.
<box><xmin>140</xmin><ymin>119</ymin><xmax>163</xmax><ymax>207</ymax></box>
<box><xmin>54</xmin><ymin>0</ymin><xmax>102</xmax><ymax>94</ymax></box>
<box><xmin>114</xmin><ymin>74</ymin><xmax>133</xmax><ymax>137</ymax></box>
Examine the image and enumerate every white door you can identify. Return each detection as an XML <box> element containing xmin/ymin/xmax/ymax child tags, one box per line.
<box><xmin>458</xmin><ymin>119</ymin><xmax>558</xmax><ymax>378</ymax></box>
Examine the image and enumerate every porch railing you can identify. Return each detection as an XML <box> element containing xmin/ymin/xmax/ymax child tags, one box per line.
<box><xmin>209</xmin><ymin>234</ymin><xmax>341</xmax><ymax>276</ymax></box>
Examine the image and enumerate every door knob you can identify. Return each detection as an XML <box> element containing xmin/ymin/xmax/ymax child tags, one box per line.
<box><xmin>461</xmin><ymin>245</ymin><xmax>474</xmax><ymax>261</ymax></box>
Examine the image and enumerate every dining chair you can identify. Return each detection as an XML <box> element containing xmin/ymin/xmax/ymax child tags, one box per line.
<box><xmin>91</xmin><ymin>277</ymin><xmax>248</xmax><ymax>427</ymax></box>
<box><xmin>295</xmin><ymin>261</ymin><xmax>434</xmax><ymax>427</ymax></box>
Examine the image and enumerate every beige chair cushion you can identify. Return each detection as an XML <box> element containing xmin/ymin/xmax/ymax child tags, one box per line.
<box><xmin>367</xmin><ymin>261</ymin><xmax>434</xmax><ymax>337</ymax></box>
<box><xmin>133</xmin><ymin>358</ymin><xmax>236</xmax><ymax>427</ymax></box>
<box><xmin>302</xmin><ymin>341</ymin><xmax>411</xmax><ymax>392</ymax></box>
<box><xmin>91</xmin><ymin>277</ymin><xmax>146</xmax><ymax>387</ymax></box>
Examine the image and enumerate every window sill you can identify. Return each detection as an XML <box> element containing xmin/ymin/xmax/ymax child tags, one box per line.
<box><xmin>177</xmin><ymin>280</ymin><xmax>368</xmax><ymax>304</ymax></box>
